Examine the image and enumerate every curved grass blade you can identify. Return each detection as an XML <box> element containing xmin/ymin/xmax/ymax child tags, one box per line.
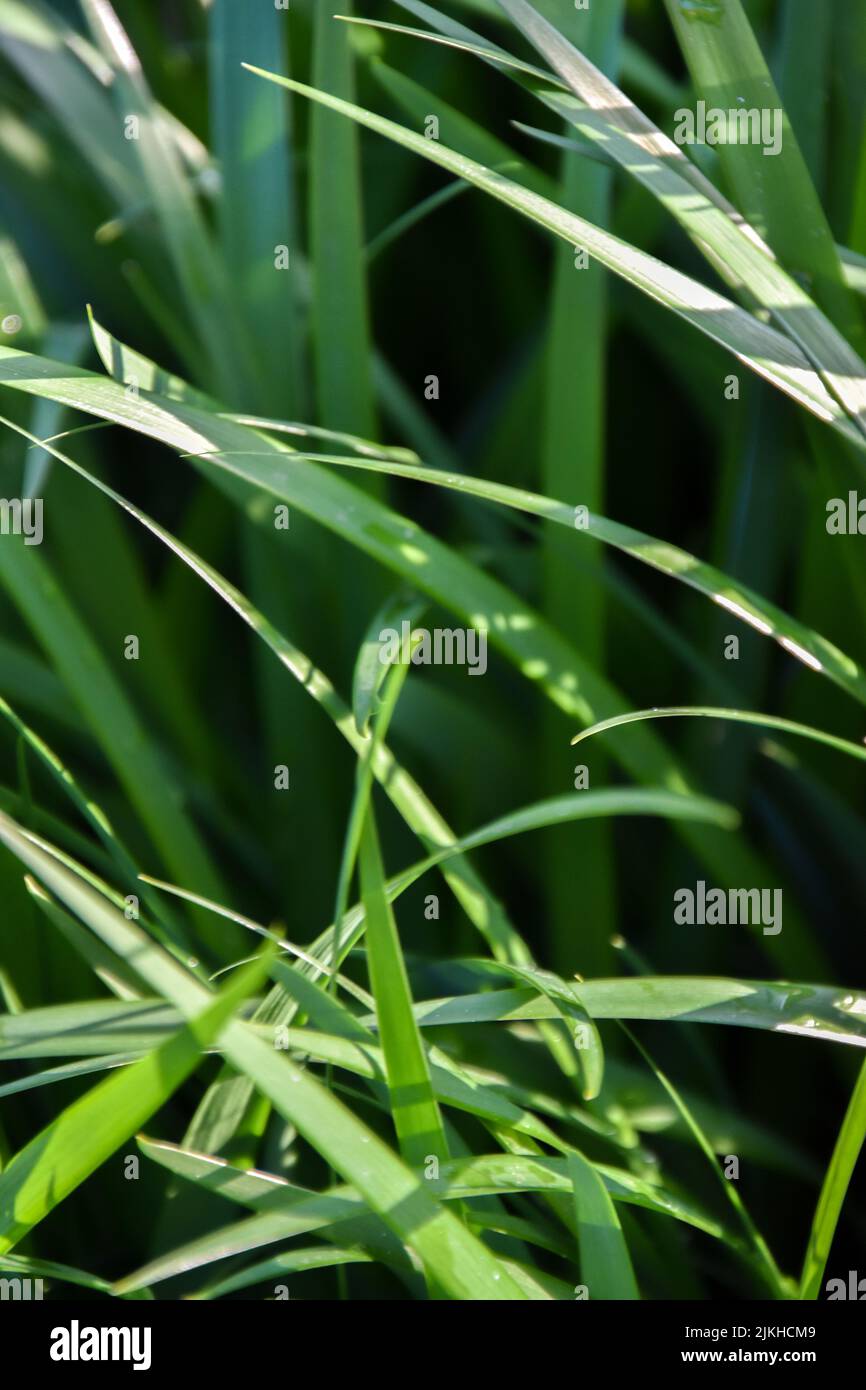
<box><xmin>0</xmin><ymin>1252</ymin><xmax>113</xmax><ymax>1297</ymax></box>
<box><xmin>351</xmin><ymin>592</ymin><xmax>425</xmax><ymax>737</ymax></box>
<box><xmin>0</xmin><ymin>935</ymin><xmax>272</xmax><ymax>1256</ymax></box>
<box><xmin>222</xmin><ymin>413</ymin><xmax>418</xmax><ymax>464</ymax></box>
<box><xmin>8</xmin><ymin>968</ymin><xmax>866</xmax><ymax>1062</ymax></box>
<box><xmin>259</xmin><ymin>787</ymin><xmax>738</xmax><ymax>1037</ymax></box>
<box><xmin>457</xmin><ymin>961</ymin><xmax>604</xmax><ymax>1102</ymax></box>
<box><xmin>25</xmin><ymin>876</ymin><xmax>143</xmax><ymax>1000</ymax></box>
<box><xmin>0</xmin><ymin>694</ymin><xmax>185</xmax><ymax>939</ymax></box>
<box><xmin>0</xmin><ymin>809</ymin><xmax>527</xmax><ymax>1299</ymax></box>
<box><xmin>385</xmin><ymin>0</ymin><xmax>866</xmax><ymax>445</ymax></box>
<box><xmin>114</xmin><ymin>1140</ymin><xmax>410</xmax><ymax>1295</ymax></box>
<box><xmin>0</xmin><ymin>405</ymin><xmax>529</xmax><ymax>967</ymax></box>
<box><xmin>620</xmin><ymin>1023</ymin><xmax>790</xmax><ymax>1299</ymax></box>
<box><xmin>407</xmin><ymin>976</ymin><xmax>866</xmax><ymax>1050</ymax></box>
<box><xmin>0</xmin><ymin>1052</ymin><xmax>138</xmax><ymax>1102</ymax></box>
<box><xmin>0</xmin><ymin>499</ymin><xmax>230</xmax><ymax>949</ymax></box>
<box><xmin>431</xmin><ymin>1154</ymin><xmax>732</xmax><ymax>1244</ymax></box>
<box><xmin>383</xmin><ymin>786</ymin><xmax>738</xmax><ymax>903</ymax></box>
<box><xmin>193</xmin><ymin>1245</ymin><xmax>373</xmax><ymax>1300</ymax></box>
<box><xmin>133</xmin><ymin>1138</ymin><xmax>731</xmax><ymax>1258</ymax></box>
<box><xmin>0</xmin><ymin>344</ymin><xmax>830</xmax><ymax>974</ymax></box>
<box><xmin>348</xmin><ymin>7</ymin><xmax>565</xmax><ymax>86</ymax></box>
<box><xmin>79</xmin><ymin>0</ymin><xmax>252</xmax><ymax>403</ymax></box>
<box><xmin>4</xmin><ymin>795</ymin><xmax>208</xmax><ymax>984</ymax></box>
<box><xmin>263</xmin><ymin>954</ymin><xmax>573</xmax><ymax>1163</ymax></box>
<box><xmin>663</xmin><ymin>0</ymin><xmax>859</xmax><ymax>345</ymax></box>
<box><xmin>243</xmin><ymin>65</ymin><xmax>864</xmax><ymax>449</ymax></box>
<box><xmin>244</xmin><ymin>431</ymin><xmax>866</xmax><ymax>710</ymax></box>
<box><xmin>570</xmin><ymin>706</ymin><xmax>866</xmax><ymax>765</ymax></box>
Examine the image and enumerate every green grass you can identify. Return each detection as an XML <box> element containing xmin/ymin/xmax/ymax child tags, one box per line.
<box><xmin>0</xmin><ymin>0</ymin><xmax>864</xmax><ymax>1302</ymax></box>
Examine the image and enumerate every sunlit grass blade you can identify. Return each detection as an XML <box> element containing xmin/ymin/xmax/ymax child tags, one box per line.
<box><xmin>222</xmin><ymin>412</ymin><xmax>418</xmax><ymax>464</ymax></box>
<box><xmin>0</xmin><ymin>807</ymin><xmax>528</xmax><ymax>1298</ymax></box>
<box><xmin>407</xmin><ymin>977</ymin><xmax>866</xmax><ymax>1050</ymax></box>
<box><xmin>0</xmin><ymin>923</ymin><xmax>271</xmax><ymax>1256</ymax></box>
<box><xmin>244</xmin><ymin>64</ymin><xmax>864</xmax><ymax>450</ymax></box>
<box><xmin>0</xmin><ymin>1052</ymin><xmax>138</xmax><ymax>1101</ymax></box>
<box><xmin>0</xmin><ymin>1000</ymin><xmax>187</xmax><ymax>1060</ymax></box>
<box><xmin>79</xmin><ymin>0</ymin><xmax>250</xmax><ymax>403</ymax></box>
<box><xmin>570</xmin><ymin>706</ymin><xmax>866</xmax><ymax>765</ymax></box>
<box><xmin>0</xmin><ymin>693</ymin><xmax>183</xmax><ymax>939</ymax></box>
<box><xmin>193</xmin><ymin>1246</ymin><xmax>373</xmax><ymax>1300</ymax></box>
<box><xmin>262</xmin><ymin>445</ymin><xmax>866</xmax><ymax>708</ymax></box>
<box><xmin>0</xmin><ymin>1251</ymin><xmax>116</xmax><ymax>1297</ymax></box>
<box><xmin>117</xmin><ymin>1139</ymin><xmax>418</xmax><ymax>1295</ymax></box>
<box><xmin>0</xmin><ymin>345</ymin><xmax>833</xmax><ymax>975</ymax></box>
<box><xmin>494</xmin><ymin>0</ymin><xmax>866</xmax><ymax>442</ymax></box>
<box><xmin>1</xmin><ymin>399</ymin><xmax>530</xmax><ymax>967</ymax></box>
<box><xmin>473</xmin><ymin>962</ymin><xmax>604</xmax><ymax>1101</ymax></box>
<box><xmin>8</xmin><ymin>968</ymin><xmax>866</xmax><ymax>1062</ymax></box>
<box><xmin>382</xmin><ymin>0</ymin><xmax>866</xmax><ymax>446</ymax></box>
<box><xmin>359</xmin><ymin>809</ymin><xmax>447</xmax><ymax>1165</ymax></box>
<box><xmin>132</xmin><ymin>1138</ymin><xmax>732</xmax><ymax>1254</ymax></box>
<box><xmin>663</xmin><ymin>0</ymin><xmax>859</xmax><ymax>345</ymax></box>
<box><xmin>568</xmin><ymin>1149</ymin><xmax>639</xmax><ymax>1299</ymax></box>
<box><xmin>800</xmin><ymin>1059</ymin><xmax>866</xmax><ymax>1299</ymax></box>
<box><xmin>24</xmin><ymin>876</ymin><xmax>143</xmax><ymax>1000</ymax></box>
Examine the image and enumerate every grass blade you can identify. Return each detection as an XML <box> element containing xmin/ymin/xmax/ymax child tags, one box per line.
<box><xmin>0</xmin><ymin>926</ymin><xmax>271</xmax><ymax>1256</ymax></box>
<box><xmin>359</xmin><ymin>810</ymin><xmax>447</xmax><ymax>1166</ymax></box>
<box><xmin>568</xmin><ymin>1149</ymin><xmax>639</xmax><ymax>1299</ymax></box>
<box><xmin>245</xmin><ymin>63</ymin><xmax>866</xmax><ymax>452</ymax></box>
<box><xmin>209</xmin><ymin>0</ymin><xmax>302</xmax><ymax>414</ymax></box>
<box><xmin>0</xmin><ymin>808</ymin><xmax>528</xmax><ymax>1299</ymax></box>
<box><xmin>570</xmin><ymin>706</ymin><xmax>866</xmax><ymax>766</ymax></box>
<box><xmin>800</xmin><ymin>1059</ymin><xmax>866</xmax><ymax>1299</ymax></box>
<box><xmin>254</xmin><ymin>444</ymin><xmax>866</xmax><ymax>709</ymax></box>
<box><xmin>664</xmin><ymin>0</ymin><xmax>859</xmax><ymax>345</ymax></box>
<box><xmin>309</xmin><ymin>3</ymin><xmax>376</xmax><ymax>435</ymax></box>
